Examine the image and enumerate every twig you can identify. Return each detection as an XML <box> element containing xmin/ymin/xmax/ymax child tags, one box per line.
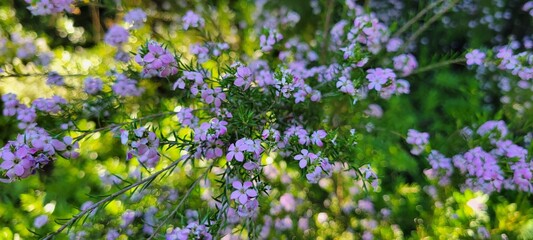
<box><xmin>42</xmin><ymin>157</ymin><xmax>185</xmax><ymax>240</ymax></box>
<box><xmin>320</xmin><ymin>0</ymin><xmax>336</xmax><ymax>65</ymax></box>
<box><xmin>392</xmin><ymin>0</ymin><xmax>445</xmax><ymax>38</ymax></box>
<box><xmin>403</xmin><ymin>57</ymin><xmax>465</xmax><ymax>77</ymax></box>
<box><xmin>72</xmin><ymin>111</ymin><xmax>176</xmax><ymax>141</ymax></box>
<box><xmin>399</xmin><ymin>0</ymin><xmax>460</xmax><ymax>52</ymax></box>
<box><xmin>0</xmin><ymin>73</ymin><xmax>88</xmax><ymax>79</ymax></box>
<box><xmin>147</xmin><ymin>165</ymin><xmax>213</xmax><ymax>239</ymax></box>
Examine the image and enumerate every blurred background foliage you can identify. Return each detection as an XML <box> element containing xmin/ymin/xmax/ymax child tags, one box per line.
<box><xmin>1</xmin><ymin>0</ymin><xmax>533</xmax><ymax>239</ymax></box>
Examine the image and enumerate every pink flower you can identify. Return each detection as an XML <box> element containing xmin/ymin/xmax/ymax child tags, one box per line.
<box><xmin>231</xmin><ymin>181</ymin><xmax>257</xmax><ymax>204</ymax></box>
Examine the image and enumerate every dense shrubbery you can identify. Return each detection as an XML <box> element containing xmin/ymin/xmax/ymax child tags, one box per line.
<box><xmin>1</xmin><ymin>0</ymin><xmax>533</xmax><ymax>239</ymax></box>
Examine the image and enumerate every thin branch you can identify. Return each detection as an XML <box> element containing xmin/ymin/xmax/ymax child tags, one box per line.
<box><xmin>320</xmin><ymin>0</ymin><xmax>336</xmax><ymax>65</ymax></box>
<box><xmin>392</xmin><ymin>0</ymin><xmax>445</xmax><ymax>38</ymax></box>
<box><xmin>399</xmin><ymin>0</ymin><xmax>460</xmax><ymax>52</ymax></box>
<box><xmin>403</xmin><ymin>57</ymin><xmax>465</xmax><ymax>77</ymax></box>
<box><xmin>147</xmin><ymin>165</ymin><xmax>213</xmax><ymax>239</ymax></box>
<box><xmin>0</xmin><ymin>73</ymin><xmax>88</xmax><ymax>79</ymax></box>
<box><xmin>72</xmin><ymin>111</ymin><xmax>176</xmax><ymax>141</ymax></box>
<box><xmin>42</xmin><ymin>157</ymin><xmax>184</xmax><ymax>240</ymax></box>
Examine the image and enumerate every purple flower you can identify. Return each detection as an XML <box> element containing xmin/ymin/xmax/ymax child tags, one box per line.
<box><xmin>135</xmin><ymin>41</ymin><xmax>178</xmax><ymax>78</ymax></box>
<box><xmin>46</xmin><ymin>71</ymin><xmax>64</xmax><ymax>86</ymax></box>
<box><xmin>306</xmin><ymin>167</ymin><xmax>322</xmax><ymax>183</ymax></box>
<box><xmin>231</xmin><ymin>180</ymin><xmax>257</xmax><ymax>204</ymax></box>
<box><xmin>235</xmin><ymin>66</ymin><xmax>252</xmax><ymax>89</ymax></box>
<box><xmin>182</xmin><ymin>11</ymin><xmax>205</xmax><ymax>30</ymax></box>
<box><xmin>34</xmin><ymin>215</ymin><xmax>48</xmax><ymax>228</ymax></box>
<box><xmin>226</xmin><ymin>139</ymin><xmax>246</xmax><ymax>162</ymax></box>
<box><xmin>121</xmin><ymin>210</ymin><xmax>137</xmax><ymax>228</ymax></box>
<box><xmin>406</xmin><ymin>129</ymin><xmax>429</xmax><ymax>155</ymax></box>
<box><xmin>84</xmin><ymin>77</ymin><xmax>103</xmax><ymax>94</ymax></box>
<box><xmin>466</xmin><ymin>49</ymin><xmax>486</xmax><ymax>66</ymax></box>
<box><xmin>26</xmin><ymin>0</ymin><xmax>73</xmax><ymax>16</ymax></box>
<box><xmin>366</xmin><ymin>68</ymin><xmax>396</xmax><ymax>91</ymax></box>
<box><xmin>477</xmin><ymin>120</ymin><xmax>508</xmax><ymax>142</ymax></box>
<box><xmin>176</xmin><ymin>107</ymin><xmax>198</xmax><ymax>127</ymax></box>
<box><xmin>1</xmin><ymin>145</ymin><xmax>35</xmax><ymax>179</ymax></box>
<box><xmin>260</xmin><ymin>29</ymin><xmax>283</xmax><ymax>52</ymax></box>
<box><xmin>294</xmin><ymin>149</ymin><xmax>318</xmax><ymax>168</ymax></box>
<box><xmin>310</xmin><ymin>130</ymin><xmax>327</xmax><ymax>147</ymax></box>
<box><xmin>52</xmin><ymin>136</ymin><xmax>80</xmax><ymax>159</ymax></box>
<box><xmin>124</xmin><ymin>8</ymin><xmax>147</xmax><ymax>30</ymax></box>
<box><xmin>336</xmin><ymin>76</ymin><xmax>355</xmax><ymax>95</ymax></box>
<box><xmin>2</xmin><ymin>93</ymin><xmax>20</xmax><ymax>116</ymax></box>
<box><xmin>201</xmin><ymin>87</ymin><xmax>226</xmax><ymax>107</ymax></box>
<box><xmin>393</xmin><ymin>54</ymin><xmax>418</xmax><ymax>75</ymax></box>
<box><xmin>104</xmin><ymin>26</ymin><xmax>129</xmax><ymax>47</ymax></box>
<box><xmin>112</xmin><ymin>74</ymin><xmax>144</xmax><ymax>97</ymax></box>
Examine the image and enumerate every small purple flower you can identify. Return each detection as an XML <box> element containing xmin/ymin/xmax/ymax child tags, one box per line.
<box><xmin>226</xmin><ymin>139</ymin><xmax>247</xmax><ymax>162</ymax></box>
<box><xmin>294</xmin><ymin>149</ymin><xmax>318</xmax><ymax>168</ymax></box>
<box><xmin>124</xmin><ymin>8</ymin><xmax>147</xmax><ymax>30</ymax></box>
<box><xmin>104</xmin><ymin>25</ymin><xmax>129</xmax><ymax>47</ymax></box>
<box><xmin>46</xmin><ymin>71</ymin><xmax>64</xmax><ymax>86</ymax></box>
<box><xmin>310</xmin><ymin>130</ymin><xmax>327</xmax><ymax>147</ymax></box>
<box><xmin>201</xmin><ymin>87</ymin><xmax>226</xmax><ymax>107</ymax></box>
<box><xmin>393</xmin><ymin>54</ymin><xmax>418</xmax><ymax>75</ymax></box>
<box><xmin>1</xmin><ymin>145</ymin><xmax>35</xmax><ymax>179</ymax></box>
<box><xmin>135</xmin><ymin>41</ymin><xmax>178</xmax><ymax>78</ymax></box>
<box><xmin>231</xmin><ymin>180</ymin><xmax>257</xmax><ymax>204</ymax></box>
<box><xmin>235</xmin><ymin>66</ymin><xmax>252</xmax><ymax>89</ymax></box>
<box><xmin>182</xmin><ymin>11</ymin><xmax>205</xmax><ymax>30</ymax></box>
<box><xmin>52</xmin><ymin>136</ymin><xmax>80</xmax><ymax>159</ymax></box>
<box><xmin>306</xmin><ymin>167</ymin><xmax>322</xmax><ymax>183</ymax></box>
<box><xmin>121</xmin><ymin>210</ymin><xmax>137</xmax><ymax>228</ymax></box>
<box><xmin>336</xmin><ymin>76</ymin><xmax>355</xmax><ymax>95</ymax></box>
<box><xmin>34</xmin><ymin>215</ymin><xmax>48</xmax><ymax>228</ymax></box>
<box><xmin>366</xmin><ymin>68</ymin><xmax>396</xmax><ymax>91</ymax></box>
<box><xmin>84</xmin><ymin>77</ymin><xmax>103</xmax><ymax>95</ymax></box>
<box><xmin>260</xmin><ymin>29</ymin><xmax>283</xmax><ymax>52</ymax></box>
<box><xmin>466</xmin><ymin>49</ymin><xmax>486</xmax><ymax>66</ymax></box>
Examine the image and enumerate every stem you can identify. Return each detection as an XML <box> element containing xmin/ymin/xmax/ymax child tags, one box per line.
<box><xmin>0</xmin><ymin>73</ymin><xmax>88</xmax><ymax>79</ymax></box>
<box><xmin>403</xmin><ymin>57</ymin><xmax>465</xmax><ymax>77</ymax></box>
<box><xmin>392</xmin><ymin>0</ymin><xmax>445</xmax><ymax>38</ymax></box>
<box><xmin>42</xmin><ymin>157</ymin><xmax>184</xmax><ymax>240</ymax></box>
<box><xmin>147</xmin><ymin>166</ymin><xmax>212</xmax><ymax>240</ymax></box>
<box><xmin>320</xmin><ymin>0</ymin><xmax>336</xmax><ymax>65</ymax></box>
<box><xmin>399</xmin><ymin>0</ymin><xmax>459</xmax><ymax>52</ymax></box>
<box><xmin>72</xmin><ymin>111</ymin><xmax>176</xmax><ymax>141</ymax></box>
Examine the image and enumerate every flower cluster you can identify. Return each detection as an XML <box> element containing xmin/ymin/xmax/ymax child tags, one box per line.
<box><xmin>182</xmin><ymin>11</ymin><xmax>205</xmax><ymax>30</ymax></box>
<box><xmin>406</xmin><ymin>129</ymin><xmax>430</xmax><ymax>155</ymax></box>
<box><xmin>260</xmin><ymin>29</ymin><xmax>283</xmax><ymax>52</ymax></box>
<box><xmin>104</xmin><ymin>26</ymin><xmax>130</xmax><ymax>47</ymax></box>
<box><xmin>112</xmin><ymin>73</ymin><xmax>144</xmax><ymax>97</ymax></box>
<box><xmin>124</xmin><ymin>8</ymin><xmax>147</xmax><ymax>30</ymax></box>
<box><xmin>425</xmin><ymin>120</ymin><xmax>533</xmax><ymax>194</ymax></box>
<box><xmin>25</xmin><ymin>0</ymin><xmax>73</xmax><ymax>16</ymax></box>
<box><xmin>120</xmin><ymin>127</ymin><xmax>161</xmax><ymax>168</ymax></box>
<box><xmin>0</xmin><ymin>128</ymin><xmax>79</xmax><ymax>182</ymax></box>
<box><xmin>166</xmin><ymin>222</ymin><xmax>212</xmax><ymax>240</ymax></box>
<box><xmin>135</xmin><ymin>41</ymin><xmax>178</xmax><ymax>78</ymax></box>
